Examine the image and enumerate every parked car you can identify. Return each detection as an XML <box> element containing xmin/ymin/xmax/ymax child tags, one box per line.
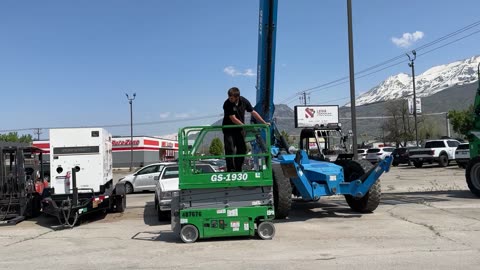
<box><xmin>202</xmin><ymin>159</ymin><xmax>227</xmax><ymax>172</ymax></box>
<box><xmin>366</xmin><ymin>147</ymin><xmax>394</xmax><ymax>164</ymax></box>
<box><xmin>119</xmin><ymin>162</ymin><xmax>176</xmax><ymax>194</ymax></box>
<box><xmin>392</xmin><ymin>147</ymin><xmax>418</xmax><ymax>166</ymax></box>
<box><xmin>357</xmin><ymin>149</ymin><xmax>368</xmax><ymax>160</ymax></box>
<box><xmin>455</xmin><ymin>143</ymin><xmax>470</xmax><ymax>168</ymax></box>
<box><xmin>154</xmin><ymin>163</ymin><xmax>216</xmax><ymax>220</ymax></box>
<box><xmin>408</xmin><ymin>139</ymin><xmax>460</xmax><ymax>168</ymax></box>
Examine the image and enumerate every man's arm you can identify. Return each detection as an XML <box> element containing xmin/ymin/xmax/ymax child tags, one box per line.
<box><xmin>251</xmin><ymin>110</ymin><xmax>269</xmax><ymax>125</ymax></box>
<box><xmin>228</xmin><ymin>115</ymin><xmax>244</xmax><ymax>125</ymax></box>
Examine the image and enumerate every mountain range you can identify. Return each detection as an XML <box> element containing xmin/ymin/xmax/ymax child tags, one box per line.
<box><xmin>346</xmin><ymin>55</ymin><xmax>480</xmax><ymax>106</ymax></box>
<box><xmin>161</xmin><ymin>55</ymin><xmax>479</xmax><ymax>143</ymax></box>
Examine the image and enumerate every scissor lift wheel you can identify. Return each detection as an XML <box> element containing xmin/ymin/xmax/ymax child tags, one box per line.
<box><xmin>257</xmin><ymin>221</ymin><xmax>275</xmax><ymax>240</ymax></box>
<box><xmin>180</xmin><ymin>225</ymin><xmax>199</xmax><ymax>243</ymax></box>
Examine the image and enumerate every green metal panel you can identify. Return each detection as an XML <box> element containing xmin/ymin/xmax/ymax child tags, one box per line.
<box><xmin>468</xmin><ymin>63</ymin><xmax>480</xmax><ymax>158</ymax></box>
<box><xmin>179</xmin><ymin>206</ymin><xmax>274</xmax><ymax>239</ymax></box>
<box><xmin>177</xmin><ymin>124</ymin><xmax>272</xmax><ymax>189</ymax></box>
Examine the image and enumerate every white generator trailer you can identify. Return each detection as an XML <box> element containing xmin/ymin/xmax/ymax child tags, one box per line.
<box><xmin>42</xmin><ymin>128</ymin><xmax>126</xmax><ymax>227</ymax></box>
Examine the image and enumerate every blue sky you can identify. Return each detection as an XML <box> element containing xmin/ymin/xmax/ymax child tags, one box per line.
<box><xmin>1</xmin><ymin>0</ymin><xmax>479</xmax><ymax>138</ymax></box>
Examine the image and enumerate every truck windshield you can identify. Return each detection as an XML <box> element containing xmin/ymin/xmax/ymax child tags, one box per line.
<box><xmin>457</xmin><ymin>144</ymin><xmax>469</xmax><ymax>150</ymax></box>
<box><xmin>424</xmin><ymin>141</ymin><xmax>446</xmax><ymax>148</ymax></box>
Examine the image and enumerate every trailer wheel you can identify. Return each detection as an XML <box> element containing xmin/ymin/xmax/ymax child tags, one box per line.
<box><xmin>342</xmin><ymin>160</ymin><xmax>381</xmax><ymax>213</ymax></box>
<box><xmin>180</xmin><ymin>225</ymin><xmax>199</xmax><ymax>243</ymax></box>
<box><xmin>257</xmin><ymin>221</ymin><xmax>275</xmax><ymax>240</ymax></box>
<box><xmin>115</xmin><ymin>195</ymin><xmax>126</xmax><ymax>213</ymax></box>
<box><xmin>466</xmin><ymin>157</ymin><xmax>480</xmax><ymax>197</ymax></box>
<box><xmin>272</xmin><ymin>164</ymin><xmax>292</xmax><ymax>219</ymax></box>
<box><xmin>438</xmin><ymin>154</ymin><xmax>448</xmax><ymax>167</ymax></box>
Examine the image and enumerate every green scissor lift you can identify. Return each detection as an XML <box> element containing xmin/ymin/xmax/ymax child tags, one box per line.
<box><xmin>171</xmin><ymin>124</ymin><xmax>276</xmax><ymax>243</ymax></box>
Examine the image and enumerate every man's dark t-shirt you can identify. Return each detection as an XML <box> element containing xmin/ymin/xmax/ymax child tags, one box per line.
<box><xmin>222</xmin><ymin>96</ymin><xmax>253</xmax><ymax>133</ymax></box>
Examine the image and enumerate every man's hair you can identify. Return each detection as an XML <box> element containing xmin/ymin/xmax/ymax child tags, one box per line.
<box><xmin>228</xmin><ymin>87</ymin><xmax>240</xmax><ymax>97</ymax></box>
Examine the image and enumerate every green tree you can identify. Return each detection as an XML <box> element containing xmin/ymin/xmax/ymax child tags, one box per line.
<box><xmin>280</xmin><ymin>130</ymin><xmax>293</xmax><ymax>145</ymax></box>
<box><xmin>209</xmin><ymin>137</ymin><xmax>224</xmax><ymax>156</ymax></box>
<box><xmin>448</xmin><ymin>105</ymin><xmax>474</xmax><ymax>138</ymax></box>
<box><xmin>0</xmin><ymin>132</ymin><xmax>33</xmax><ymax>143</ymax></box>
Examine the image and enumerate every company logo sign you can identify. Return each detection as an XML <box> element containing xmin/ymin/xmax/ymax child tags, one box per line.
<box><xmin>112</xmin><ymin>140</ymin><xmax>140</xmax><ymax>146</ymax></box>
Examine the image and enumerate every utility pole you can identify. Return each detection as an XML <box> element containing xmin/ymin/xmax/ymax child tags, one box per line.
<box><xmin>126</xmin><ymin>93</ymin><xmax>136</xmax><ymax>171</ymax></box>
<box><xmin>33</xmin><ymin>128</ymin><xmax>42</xmax><ymax>140</ymax></box>
<box><xmin>406</xmin><ymin>50</ymin><xmax>418</xmax><ymax>147</ymax></box>
<box><xmin>347</xmin><ymin>0</ymin><xmax>358</xmax><ymax>159</ymax></box>
<box><xmin>299</xmin><ymin>91</ymin><xmax>310</xmax><ymax>105</ymax></box>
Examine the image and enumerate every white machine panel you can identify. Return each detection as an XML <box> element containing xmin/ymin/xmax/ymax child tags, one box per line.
<box><xmin>49</xmin><ymin>128</ymin><xmax>112</xmax><ymax>194</ymax></box>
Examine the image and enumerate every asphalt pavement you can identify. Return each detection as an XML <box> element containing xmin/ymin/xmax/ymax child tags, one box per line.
<box><xmin>1</xmin><ymin>165</ymin><xmax>479</xmax><ymax>269</ymax></box>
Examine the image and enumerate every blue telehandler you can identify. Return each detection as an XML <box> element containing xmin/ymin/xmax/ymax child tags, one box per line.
<box><xmin>254</xmin><ymin>0</ymin><xmax>392</xmax><ymax>219</ymax></box>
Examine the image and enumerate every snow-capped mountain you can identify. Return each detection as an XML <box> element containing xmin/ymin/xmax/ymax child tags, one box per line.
<box><xmin>346</xmin><ymin>55</ymin><xmax>480</xmax><ymax>106</ymax></box>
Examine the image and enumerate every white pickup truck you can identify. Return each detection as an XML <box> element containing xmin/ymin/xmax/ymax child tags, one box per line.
<box><xmin>408</xmin><ymin>139</ymin><xmax>461</xmax><ymax>168</ymax></box>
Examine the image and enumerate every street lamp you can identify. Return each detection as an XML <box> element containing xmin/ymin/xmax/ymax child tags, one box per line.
<box><xmin>347</xmin><ymin>0</ymin><xmax>358</xmax><ymax>160</ymax></box>
<box><xmin>126</xmin><ymin>93</ymin><xmax>136</xmax><ymax>171</ymax></box>
<box><xmin>406</xmin><ymin>50</ymin><xmax>418</xmax><ymax>147</ymax></box>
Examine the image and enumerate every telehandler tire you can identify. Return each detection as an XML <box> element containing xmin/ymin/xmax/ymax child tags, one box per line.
<box><xmin>466</xmin><ymin>157</ymin><xmax>480</xmax><ymax>197</ymax></box>
<box><xmin>272</xmin><ymin>164</ymin><xmax>292</xmax><ymax>219</ymax></box>
<box><xmin>341</xmin><ymin>160</ymin><xmax>381</xmax><ymax>213</ymax></box>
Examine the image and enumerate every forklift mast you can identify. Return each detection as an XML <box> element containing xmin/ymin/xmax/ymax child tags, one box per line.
<box><xmin>254</xmin><ymin>0</ymin><xmax>278</xmax><ymax>143</ymax></box>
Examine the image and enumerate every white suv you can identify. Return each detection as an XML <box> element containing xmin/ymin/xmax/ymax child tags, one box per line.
<box><xmin>455</xmin><ymin>143</ymin><xmax>470</xmax><ymax>169</ymax></box>
<box><xmin>366</xmin><ymin>147</ymin><xmax>394</xmax><ymax>164</ymax></box>
<box><xmin>357</xmin><ymin>149</ymin><xmax>368</xmax><ymax>160</ymax></box>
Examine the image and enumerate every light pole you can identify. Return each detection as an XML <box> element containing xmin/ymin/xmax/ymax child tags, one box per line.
<box><xmin>406</xmin><ymin>50</ymin><xmax>418</xmax><ymax>146</ymax></box>
<box><xmin>126</xmin><ymin>93</ymin><xmax>136</xmax><ymax>171</ymax></box>
<box><xmin>347</xmin><ymin>0</ymin><xmax>358</xmax><ymax>159</ymax></box>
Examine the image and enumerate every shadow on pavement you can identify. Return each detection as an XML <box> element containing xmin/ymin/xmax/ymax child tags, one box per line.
<box><xmin>131</xmin><ymin>230</ymin><xmax>179</xmax><ymax>243</ymax></box>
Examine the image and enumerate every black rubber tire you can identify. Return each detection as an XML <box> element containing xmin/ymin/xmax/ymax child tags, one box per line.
<box><xmin>25</xmin><ymin>194</ymin><xmax>42</xmax><ymax>218</ymax></box>
<box><xmin>413</xmin><ymin>161</ymin><xmax>423</xmax><ymax>168</ymax></box>
<box><xmin>257</xmin><ymin>221</ymin><xmax>275</xmax><ymax>240</ymax></box>
<box><xmin>465</xmin><ymin>156</ymin><xmax>480</xmax><ymax>197</ymax></box>
<box><xmin>272</xmin><ymin>164</ymin><xmax>292</xmax><ymax>219</ymax></box>
<box><xmin>115</xmin><ymin>195</ymin><xmax>126</xmax><ymax>213</ymax></box>
<box><xmin>438</xmin><ymin>154</ymin><xmax>448</xmax><ymax>167</ymax></box>
<box><xmin>392</xmin><ymin>162</ymin><xmax>399</xmax><ymax>167</ymax></box>
<box><xmin>157</xmin><ymin>206</ymin><xmax>169</xmax><ymax>221</ymax></box>
<box><xmin>125</xmin><ymin>182</ymin><xmax>134</xmax><ymax>194</ymax></box>
<box><xmin>180</xmin><ymin>225</ymin><xmax>199</xmax><ymax>243</ymax></box>
<box><xmin>341</xmin><ymin>160</ymin><xmax>381</xmax><ymax>213</ymax></box>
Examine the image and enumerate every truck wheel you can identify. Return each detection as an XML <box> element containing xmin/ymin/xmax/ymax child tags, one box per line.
<box><xmin>438</xmin><ymin>154</ymin><xmax>448</xmax><ymax>167</ymax></box>
<box><xmin>466</xmin><ymin>157</ymin><xmax>480</xmax><ymax>197</ymax></box>
<box><xmin>272</xmin><ymin>164</ymin><xmax>292</xmax><ymax>219</ymax></box>
<box><xmin>257</xmin><ymin>221</ymin><xmax>275</xmax><ymax>240</ymax></box>
<box><xmin>413</xmin><ymin>161</ymin><xmax>423</xmax><ymax>168</ymax></box>
<box><xmin>156</xmin><ymin>204</ymin><xmax>169</xmax><ymax>221</ymax></box>
<box><xmin>342</xmin><ymin>160</ymin><xmax>381</xmax><ymax>213</ymax></box>
<box><xmin>180</xmin><ymin>225</ymin><xmax>199</xmax><ymax>243</ymax></box>
<box><xmin>115</xmin><ymin>195</ymin><xmax>126</xmax><ymax>212</ymax></box>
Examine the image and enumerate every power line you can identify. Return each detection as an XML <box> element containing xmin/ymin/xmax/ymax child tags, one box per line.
<box><xmin>278</xmin><ymin>19</ymin><xmax>480</xmax><ymax>105</ymax></box>
<box><xmin>0</xmin><ymin>113</ymin><xmax>223</xmax><ymax>133</ymax></box>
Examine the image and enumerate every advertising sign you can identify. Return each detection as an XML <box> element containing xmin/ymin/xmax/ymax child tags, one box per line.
<box><xmin>407</xmin><ymin>98</ymin><xmax>422</xmax><ymax>115</ymax></box>
<box><xmin>294</xmin><ymin>105</ymin><xmax>339</xmax><ymax>128</ymax></box>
